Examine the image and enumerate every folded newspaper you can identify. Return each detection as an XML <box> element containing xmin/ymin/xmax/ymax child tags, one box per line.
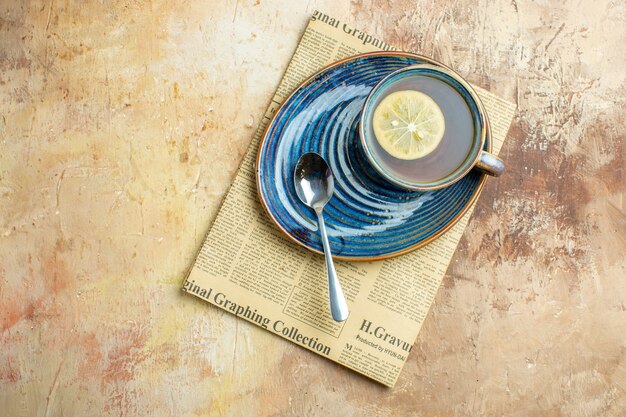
<box><xmin>183</xmin><ymin>10</ymin><xmax>515</xmax><ymax>387</ymax></box>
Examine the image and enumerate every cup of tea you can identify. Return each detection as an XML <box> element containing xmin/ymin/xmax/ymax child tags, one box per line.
<box><xmin>359</xmin><ymin>64</ymin><xmax>503</xmax><ymax>191</ymax></box>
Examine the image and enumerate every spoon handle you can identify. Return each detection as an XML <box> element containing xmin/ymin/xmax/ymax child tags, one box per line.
<box><xmin>316</xmin><ymin>210</ymin><xmax>349</xmax><ymax>322</ymax></box>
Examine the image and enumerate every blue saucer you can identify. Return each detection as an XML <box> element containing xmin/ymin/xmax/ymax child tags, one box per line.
<box><xmin>256</xmin><ymin>52</ymin><xmax>490</xmax><ymax>261</ymax></box>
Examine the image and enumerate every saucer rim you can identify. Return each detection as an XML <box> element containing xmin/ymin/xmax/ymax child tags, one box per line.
<box><xmin>255</xmin><ymin>51</ymin><xmax>492</xmax><ymax>262</ymax></box>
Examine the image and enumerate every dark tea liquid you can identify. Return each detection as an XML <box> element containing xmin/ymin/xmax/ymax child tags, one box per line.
<box><xmin>365</xmin><ymin>75</ymin><xmax>474</xmax><ymax>184</ymax></box>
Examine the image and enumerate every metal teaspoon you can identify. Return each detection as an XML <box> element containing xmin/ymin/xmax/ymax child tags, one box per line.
<box><xmin>294</xmin><ymin>152</ymin><xmax>349</xmax><ymax>322</ymax></box>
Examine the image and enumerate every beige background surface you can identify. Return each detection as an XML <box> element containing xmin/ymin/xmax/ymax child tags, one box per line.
<box><xmin>1</xmin><ymin>0</ymin><xmax>624</xmax><ymax>416</ymax></box>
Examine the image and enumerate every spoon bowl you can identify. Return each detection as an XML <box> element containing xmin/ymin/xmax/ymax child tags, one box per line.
<box><xmin>294</xmin><ymin>153</ymin><xmax>334</xmax><ymax>209</ymax></box>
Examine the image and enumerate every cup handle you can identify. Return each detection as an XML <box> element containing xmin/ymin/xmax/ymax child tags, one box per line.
<box><xmin>475</xmin><ymin>151</ymin><xmax>505</xmax><ymax>177</ymax></box>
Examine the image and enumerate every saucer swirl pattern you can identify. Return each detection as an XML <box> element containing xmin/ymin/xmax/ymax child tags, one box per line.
<box><xmin>256</xmin><ymin>52</ymin><xmax>490</xmax><ymax>260</ymax></box>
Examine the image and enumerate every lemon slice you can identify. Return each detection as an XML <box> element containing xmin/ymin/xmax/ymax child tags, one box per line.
<box><xmin>372</xmin><ymin>90</ymin><xmax>445</xmax><ymax>160</ymax></box>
